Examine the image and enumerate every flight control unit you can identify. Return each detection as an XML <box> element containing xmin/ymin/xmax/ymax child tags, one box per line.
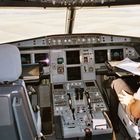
<box><xmin>50</xmin><ymin>48</ymin><xmax>113</xmax><ymax>139</ymax></box>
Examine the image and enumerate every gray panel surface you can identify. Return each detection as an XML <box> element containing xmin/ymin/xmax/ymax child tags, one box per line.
<box><xmin>0</xmin><ymin>97</ymin><xmax>11</xmax><ymax>126</ymax></box>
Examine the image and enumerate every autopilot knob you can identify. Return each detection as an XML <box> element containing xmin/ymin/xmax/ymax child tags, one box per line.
<box><xmin>84</xmin><ymin>128</ymin><xmax>92</xmax><ymax>140</ymax></box>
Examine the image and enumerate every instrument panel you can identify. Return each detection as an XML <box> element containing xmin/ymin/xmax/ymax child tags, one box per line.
<box><xmin>13</xmin><ymin>34</ymin><xmax>131</xmax><ymax>48</ymax></box>
<box><xmin>50</xmin><ymin>48</ymin><xmax>95</xmax><ymax>83</ymax></box>
<box><xmin>17</xmin><ymin>34</ymin><xmax>139</xmax><ymax>82</ymax></box>
<box><xmin>13</xmin><ymin>33</ymin><xmax>140</xmax><ymax>139</ymax></box>
<box><xmin>52</xmin><ymin>80</ymin><xmax>111</xmax><ymax>138</ymax></box>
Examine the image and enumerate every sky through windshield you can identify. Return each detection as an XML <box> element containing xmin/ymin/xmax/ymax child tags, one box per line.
<box><xmin>0</xmin><ymin>5</ymin><xmax>140</xmax><ymax>43</ymax></box>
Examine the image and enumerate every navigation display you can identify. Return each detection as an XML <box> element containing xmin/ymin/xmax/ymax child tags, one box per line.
<box><xmin>95</xmin><ymin>50</ymin><xmax>108</xmax><ymax>63</ymax></box>
<box><xmin>85</xmin><ymin>82</ymin><xmax>95</xmax><ymax>87</ymax></box>
<box><xmin>54</xmin><ymin>84</ymin><xmax>63</xmax><ymax>89</ymax></box>
<box><xmin>21</xmin><ymin>54</ymin><xmax>31</xmax><ymax>64</ymax></box>
<box><xmin>66</xmin><ymin>50</ymin><xmax>80</xmax><ymax>65</ymax></box>
<box><xmin>35</xmin><ymin>53</ymin><xmax>49</xmax><ymax>63</ymax></box>
<box><xmin>111</xmin><ymin>49</ymin><xmax>124</xmax><ymax>61</ymax></box>
<box><xmin>67</xmin><ymin>67</ymin><xmax>81</xmax><ymax>81</ymax></box>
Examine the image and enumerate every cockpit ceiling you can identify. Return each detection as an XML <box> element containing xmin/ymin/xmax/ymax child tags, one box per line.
<box><xmin>0</xmin><ymin>0</ymin><xmax>140</xmax><ymax>7</ymax></box>
<box><xmin>0</xmin><ymin>5</ymin><xmax>140</xmax><ymax>44</ymax></box>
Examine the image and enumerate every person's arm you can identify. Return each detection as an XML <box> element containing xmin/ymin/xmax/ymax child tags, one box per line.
<box><xmin>111</xmin><ymin>79</ymin><xmax>134</xmax><ymax>96</ymax></box>
<box><xmin>118</xmin><ymin>90</ymin><xmax>134</xmax><ymax>106</ymax></box>
<box><xmin>128</xmin><ymin>99</ymin><xmax>140</xmax><ymax>119</ymax></box>
<box><xmin>119</xmin><ymin>90</ymin><xmax>140</xmax><ymax>119</ymax></box>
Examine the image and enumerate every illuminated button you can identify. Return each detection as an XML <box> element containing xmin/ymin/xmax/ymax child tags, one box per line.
<box><xmin>82</xmin><ymin>38</ymin><xmax>86</xmax><ymax>42</ymax></box>
<box><xmin>64</xmin><ymin>39</ymin><xmax>67</xmax><ymax>43</ymax></box>
<box><xmin>48</xmin><ymin>39</ymin><xmax>51</xmax><ymax>44</ymax></box>
<box><xmin>77</xmin><ymin>38</ymin><xmax>81</xmax><ymax>42</ymax></box>
<box><xmin>57</xmin><ymin>39</ymin><xmax>62</xmax><ymax>44</ymax></box>
<box><xmin>57</xmin><ymin>57</ymin><xmax>64</xmax><ymax>64</ymax></box>
<box><xmin>81</xmin><ymin>0</ymin><xmax>85</xmax><ymax>3</ymax></box>
<box><xmin>61</xmin><ymin>95</ymin><xmax>64</xmax><ymax>99</ymax></box>
<box><xmin>64</xmin><ymin>1</ymin><xmax>67</xmax><ymax>5</ymax></box>
<box><xmin>52</xmin><ymin>0</ymin><xmax>56</xmax><ymax>5</ymax></box>
<box><xmin>52</xmin><ymin>39</ymin><xmax>56</xmax><ymax>42</ymax></box>
<box><xmin>52</xmin><ymin>39</ymin><xmax>56</xmax><ymax>45</ymax></box>
<box><xmin>68</xmin><ymin>39</ymin><xmax>71</xmax><ymax>43</ymax></box>
<box><xmin>92</xmin><ymin>37</ymin><xmax>95</xmax><ymax>42</ymax></box>
<box><xmin>87</xmin><ymin>38</ymin><xmax>91</xmax><ymax>43</ymax></box>
<box><xmin>97</xmin><ymin>37</ymin><xmax>100</xmax><ymax>42</ymax></box>
<box><xmin>79</xmin><ymin>82</ymin><xmax>81</xmax><ymax>86</ymax></box>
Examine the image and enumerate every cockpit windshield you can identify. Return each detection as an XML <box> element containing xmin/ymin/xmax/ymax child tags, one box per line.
<box><xmin>74</xmin><ymin>6</ymin><xmax>140</xmax><ymax>37</ymax></box>
<box><xmin>1</xmin><ymin>1</ymin><xmax>140</xmax><ymax>140</ymax></box>
<box><xmin>0</xmin><ymin>4</ymin><xmax>140</xmax><ymax>43</ymax></box>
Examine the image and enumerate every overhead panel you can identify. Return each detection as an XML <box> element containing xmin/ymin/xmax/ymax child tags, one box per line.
<box><xmin>0</xmin><ymin>0</ymin><xmax>140</xmax><ymax>7</ymax></box>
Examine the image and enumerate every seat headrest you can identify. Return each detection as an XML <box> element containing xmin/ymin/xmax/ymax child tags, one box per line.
<box><xmin>0</xmin><ymin>44</ymin><xmax>21</xmax><ymax>82</ymax></box>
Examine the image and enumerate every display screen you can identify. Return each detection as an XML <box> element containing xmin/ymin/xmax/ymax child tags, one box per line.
<box><xmin>22</xmin><ymin>64</ymin><xmax>39</xmax><ymax>80</ymax></box>
<box><xmin>66</xmin><ymin>50</ymin><xmax>80</xmax><ymax>65</ymax></box>
<box><xmin>111</xmin><ymin>49</ymin><xmax>124</xmax><ymax>61</ymax></box>
<box><xmin>67</xmin><ymin>67</ymin><xmax>81</xmax><ymax>81</ymax></box>
<box><xmin>21</xmin><ymin>54</ymin><xmax>31</xmax><ymax>64</ymax></box>
<box><xmin>95</xmin><ymin>50</ymin><xmax>108</xmax><ymax>63</ymax></box>
<box><xmin>85</xmin><ymin>82</ymin><xmax>95</xmax><ymax>87</ymax></box>
<box><xmin>57</xmin><ymin>57</ymin><xmax>64</xmax><ymax>64</ymax></box>
<box><xmin>54</xmin><ymin>84</ymin><xmax>63</xmax><ymax>89</ymax></box>
<box><xmin>35</xmin><ymin>53</ymin><xmax>49</xmax><ymax>63</ymax></box>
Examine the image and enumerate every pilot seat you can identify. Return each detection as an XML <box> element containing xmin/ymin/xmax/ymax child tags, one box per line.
<box><xmin>0</xmin><ymin>44</ymin><xmax>42</xmax><ymax>140</ymax></box>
